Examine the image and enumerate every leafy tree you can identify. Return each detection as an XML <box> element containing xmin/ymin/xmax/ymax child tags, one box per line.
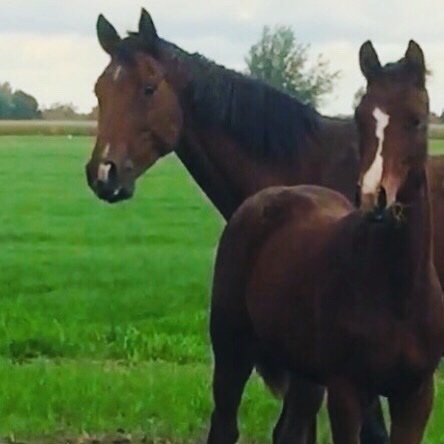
<box><xmin>41</xmin><ymin>103</ymin><xmax>97</xmax><ymax>121</ymax></box>
<box><xmin>42</xmin><ymin>103</ymin><xmax>79</xmax><ymax>120</ymax></box>
<box><xmin>0</xmin><ymin>83</ymin><xmax>14</xmax><ymax>119</ymax></box>
<box><xmin>12</xmin><ymin>90</ymin><xmax>40</xmax><ymax>119</ymax></box>
<box><xmin>88</xmin><ymin>105</ymin><xmax>99</xmax><ymax>120</ymax></box>
<box><xmin>245</xmin><ymin>25</ymin><xmax>340</xmax><ymax>108</ymax></box>
<box><xmin>429</xmin><ymin>112</ymin><xmax>441</xmax><ymax>124</ymax></box>
<box><xmin>0</xmin><ymin>82</ymin><xmax>40</xmax><ymax>119</ymax></box>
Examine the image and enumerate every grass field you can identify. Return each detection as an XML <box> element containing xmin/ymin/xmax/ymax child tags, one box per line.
<box><xmin>0</xmin><ymin>136</ymin><xmax>444</xmax><ymax>443</ymax></box>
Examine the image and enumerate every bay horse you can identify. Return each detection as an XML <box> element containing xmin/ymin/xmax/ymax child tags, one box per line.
<box><xmin>207</xmin><ymin>40</ymin><xmax>444</xmax><ymax>444</ymax></box>
<box><xmin>85</xmin><ymin>9</ymin><xmax>444</xmax><ymax>443</ymax></box>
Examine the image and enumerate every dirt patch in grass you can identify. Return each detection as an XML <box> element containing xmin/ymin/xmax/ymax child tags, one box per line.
<box><xmin>4</xmin><ymin>431</ymin><xmax>196</xmax><ymax>444</ymax></box>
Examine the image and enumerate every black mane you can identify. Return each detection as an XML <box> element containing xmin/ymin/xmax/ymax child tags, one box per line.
<box><xmin>119</xmin><ymin>34</ymin><xmax>322</xmax><ymax>161</ymax></box>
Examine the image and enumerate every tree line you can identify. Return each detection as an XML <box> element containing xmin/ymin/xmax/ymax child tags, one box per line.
<box><xmin>1</xmin><ymin>26</ymin><xmax>443</xmax><ymax>121</ymax></box>
<box><xmin>0</xmin><ymin>83</ymin><xmax>40</xmax><ymax>119</ymax></box>
<box><xmin>0</xmin><ymin>82</ymin><xmax>97</xmax><ymax>121</ymax></box>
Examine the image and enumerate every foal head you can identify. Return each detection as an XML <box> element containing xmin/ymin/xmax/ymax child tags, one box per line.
<box><xmin>355</xmin><ymin>41</ymin><xmax>428</xmax><ymax>216</ymax></box>
<box><xmin>86</xmin><ymin>9</ymin><xmax>183</xmax><ymax>203</ymax></box>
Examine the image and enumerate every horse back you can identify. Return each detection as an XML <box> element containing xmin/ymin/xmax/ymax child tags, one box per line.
<box><xmin>211</xmin><ymin>185</ymin><xmax>353</xmax><ymax>373</ymax></box>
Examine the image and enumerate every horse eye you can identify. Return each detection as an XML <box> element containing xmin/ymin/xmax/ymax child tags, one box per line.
<box><xmin>143</xmin><ymin>85</ymin><xmax>155</xmax><ymax>96</ymax></box>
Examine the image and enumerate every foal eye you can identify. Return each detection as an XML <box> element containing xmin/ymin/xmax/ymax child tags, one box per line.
<box><xmin>143</xmin><ymin>85</ymin><xmax>155</xmax><ymax>96</ymax></box>
<box><xmin>410</xmin><ymin>117</ymin><xmax>425</xmax><ymax>131</ymax></box>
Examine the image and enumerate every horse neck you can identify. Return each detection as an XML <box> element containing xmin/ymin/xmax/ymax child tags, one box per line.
<box><xmin>160</xmin><ymin>40</ymin><xmax>359</xmax><ymax>220</ymax></box>
<box><xmin>402</xmin><ymin>169</ymin><xmax>433</xmax><ymax>283</ymax></box>
<box><xmin>174</xmin><ymin>128</ymin><xmax>245</xmax><ymax>220</ymax></box>
<box><xmin>157</xmin><ymin>42</ymin><xmax>253</xmax><ymax>219</ymax></box>
<box><xmin>380</xmin><ymin>168</ymin><xmax>433</xmax><ymax>315</ymax></box>
<box><xmin>175</xmin><ymin>118</ymin><xmax>360</xmax><ymax>222</ymax></box>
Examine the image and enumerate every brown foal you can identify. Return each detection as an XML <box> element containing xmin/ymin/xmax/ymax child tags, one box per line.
<box><xmin>207</xmin><ymin>41</ymin><xmax>444</xmax><ymax>443</ymax></box>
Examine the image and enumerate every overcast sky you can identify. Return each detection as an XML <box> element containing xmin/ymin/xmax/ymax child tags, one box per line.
<box><xmin>1</xmin><ymin>0</ymin><xmax>444</xmax><ymax>116</ymax></box>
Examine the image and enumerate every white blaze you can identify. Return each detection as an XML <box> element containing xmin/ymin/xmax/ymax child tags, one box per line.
<box><xmin>98</xmin><ymin>163</ymin><xmax>111</xmax><ymax>182</ymax></box>
<box><xmin>361</xmin><ymin>107</ymin><xmax>390</xmax><ymax>194</ymax></box>
<box><xmin>102</xmin><ymin>143</ymin><xmax>110</xmax><ymax>159</ymax></box>
<box><xmin>113</xmin><ymin>65</ymin><xmax>122</xmax><ymax>81</ymax></box>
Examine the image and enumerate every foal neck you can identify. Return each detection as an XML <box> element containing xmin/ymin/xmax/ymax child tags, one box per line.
<box><xmin>379</xmin><ymin>168</ymin><xmax>433</xmax><ymax>316</ymax></box>
<box><xmin>349</xmin><ymin>166</ymin><xmax>433</xmax><ymax>319</ymax></box>
<box><xmin>398</xmin><ymin>167</ymin><xmax>433</xmax><ymax>273</ymax></box>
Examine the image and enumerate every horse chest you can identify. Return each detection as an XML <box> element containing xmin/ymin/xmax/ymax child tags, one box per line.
<box><xmin>334</xmin><ymin>316</ymin><xmax>438</xmax><ymax>391</ymax></box>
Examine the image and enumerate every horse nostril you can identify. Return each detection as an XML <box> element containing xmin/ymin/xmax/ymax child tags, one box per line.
<box><xmin>376</xmin><ymin>186</ymin><xmax>387</xmax><ymax>211</ymax></box>
<box><xmin>95</xmin><ymin>177</ymin><xmax>107</xmax><ymax>195</ymax></box>
<box><xmin>355</xmin><ymin>184</ymin><xmax>362</xmax><ymax>208</ymax></box>
<box><xmin>106</xmin><ymin>161</ymin><xmax>118</xmax><ymax>183</ymax></box>
<box><xmin>95</xmin><ymin>161</ymin><xmax>120</xmax><ymax>199</ymax></box>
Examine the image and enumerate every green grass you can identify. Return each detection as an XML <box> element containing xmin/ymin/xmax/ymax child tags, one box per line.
<box><xmin>0</xmin><ymin>359</ymin><xmax>285</xmax><ymax>442</ymax></box>
<box><xmin>431</xmin><ymin>124</ymin><xmax>444</xmax><ymax>141</ymax></box>
<box><xmin>431</xmin><ymin>139</ymin><xmax>444</xmax><ymax>154</ymax></box>
<box><xmin>0</xmin><ymin>135</ymin><xmax>443</xmax><ymax>442</ymax></box>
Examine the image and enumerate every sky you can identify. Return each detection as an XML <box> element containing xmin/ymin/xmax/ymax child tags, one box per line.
<box><xmin>1</xmin><ymin>0</ymin><xmax>444</xmax><ymax>116</ymax></box>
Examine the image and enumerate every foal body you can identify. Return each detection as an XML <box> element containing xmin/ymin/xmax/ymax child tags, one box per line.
<box><xmin>210</xmin><ymin>184</ymin><xmax>442</xmax><ymax>443</ymax></box>
<box><xmin>208</xmin><ymin>42</ymin><xmax>444</xmax><ymax>443</ymax></box>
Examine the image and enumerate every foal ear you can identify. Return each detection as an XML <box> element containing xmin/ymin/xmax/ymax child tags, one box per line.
<box><xmin>359</xmin><ymin>41</ymin><xmax>382</xmax><ymax>80</ymax></box>
<box><xmin>138</xmin><ymin>8</ymin><xmax>158</xmax><ymax>51</ymax></box>
<box><xmin>405</xmin><ymin>40</ymin><xmax>426</xmax><ymax>84</ymax></box>
<box><xmin>97</xmin><ymin>14</ymin><xmax>121</xmax><ymax>56</ymax></box>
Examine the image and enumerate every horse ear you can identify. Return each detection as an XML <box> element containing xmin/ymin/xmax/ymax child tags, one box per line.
<box><xmin>359</xmin><ymin>41</ymin><xmax>382</xmax><ymax>80</ymax></box>
<box><xmin>138</xmin><ymin>8</ymin><xmax>158</xmax><ymax>50</ymax></box>
<box><xmin>405</xmin><ymin>40</ymin><xmax>426</xmax><ymax>84</ymax></box>
<box><xmin>97</xmin><ymin>14</ymin><xmax>121</xmax><ymax>55</ymax></box>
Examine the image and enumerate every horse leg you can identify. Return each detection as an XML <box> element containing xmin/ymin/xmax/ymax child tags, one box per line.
<box><xmin>272</xmin><ymin>395</ymin><xmax>289</xmax><ymax>444</ymax></box>
<box><xmin>327</xmin><ymin>378</ymin><xmax>371</xmax><ymax>444</ymax></box>
<box><xmin>273</xmin><ymin>376</ymin><xmax>324</xmax><ymax>444</ymax></box>
<box><xmin>207</xmin><ymin>307</ymin><xmax>254</xmax><ymax>444</ymax></box>
<box><xmin>388</xmin><ymin>375</ymin><xmax>434</xmax><ymax>444</ymax></box>
<box><xmin>360</xmin><ymin>398</ymin><xmax>389</xmax><ymax>444</ymax></box>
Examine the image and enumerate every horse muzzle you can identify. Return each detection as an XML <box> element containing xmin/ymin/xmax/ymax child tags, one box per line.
<box><xmin>86</xmin><ymin>160</ymin><xmax>134</xmax><ymax>204</ymax></box>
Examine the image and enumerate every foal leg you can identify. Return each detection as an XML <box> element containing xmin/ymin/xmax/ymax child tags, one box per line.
<box><xmin>273</xmin><ymin>377</ymin><xmax>324</xmax><ymax>444</ymax></box>
<box><xmin>360</xmin><ymin>398</ymin><xmax>389</xmax><ymax>444</ymax></box>
<box><xmin>207</xmin><ymin>308</ymin><xmax>254</xmax><ymax>444</ymax></box>
<box><xmin>327</xmin><ymin>378</ymin><xmax>372</xmax><ymax>444</ymax></box>
<box><xmin>388</xmin><ymin>376</ymin><xmax>434</xmax><ymax>444</ymax></box>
